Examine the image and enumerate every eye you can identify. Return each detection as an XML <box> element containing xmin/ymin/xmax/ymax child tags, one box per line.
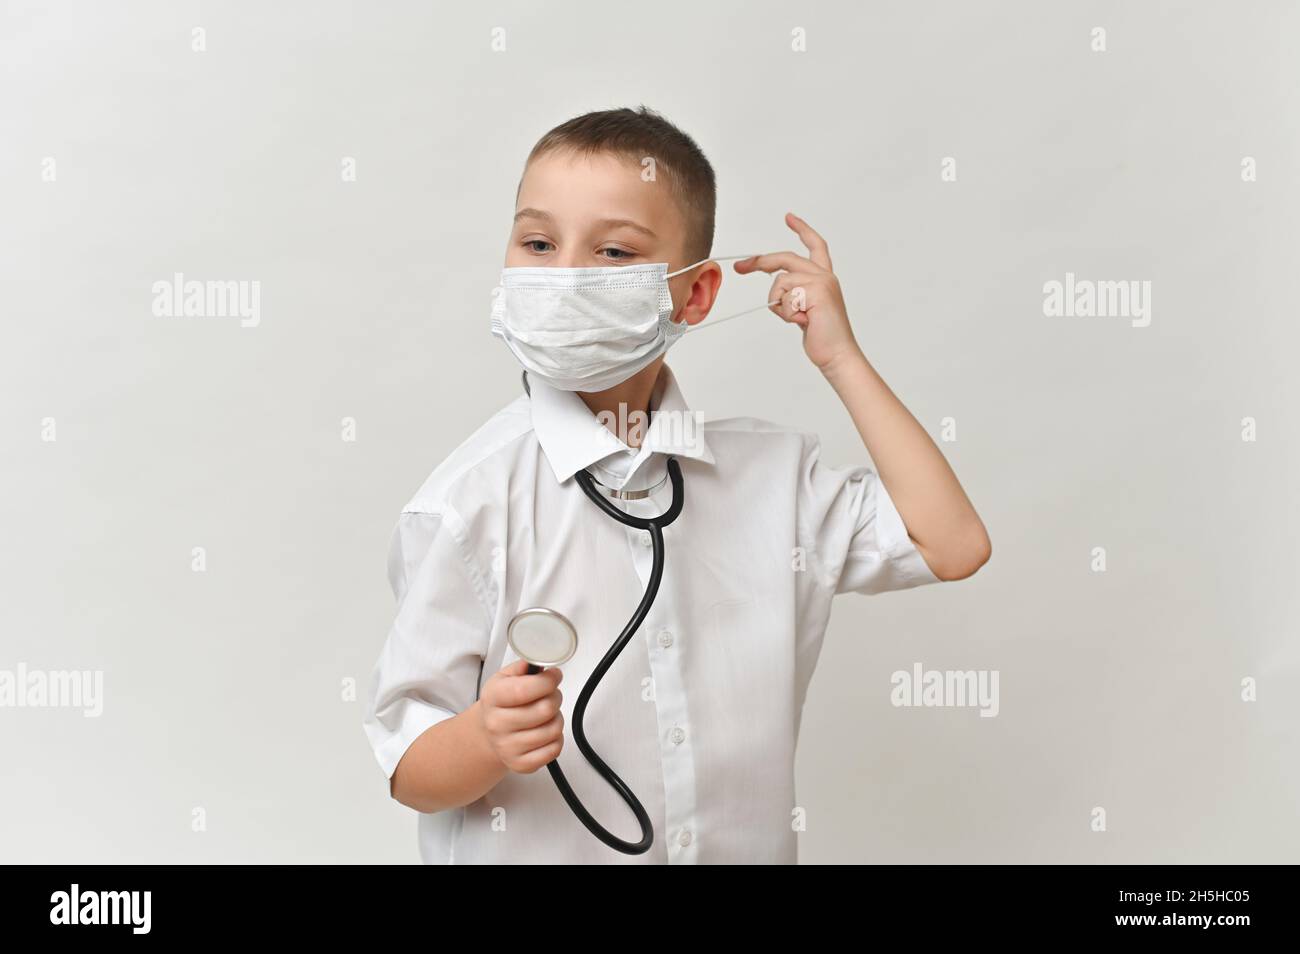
<box><xmin>522</xmin><ymin>239</ymin><xmax>554</xmax><ymax>254</ymax></box>
<box><xmin>599</xmin><ymin>246</ymin><xmax>634</xmax><ymax>262</ymax></box>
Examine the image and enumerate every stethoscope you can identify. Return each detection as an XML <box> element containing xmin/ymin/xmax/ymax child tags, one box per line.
<box><xmin>505</xmin><ymin>371</ymin><xmax>684</xmax><ymax>855</ymax></box>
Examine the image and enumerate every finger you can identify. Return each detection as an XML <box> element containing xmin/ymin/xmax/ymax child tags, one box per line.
<box><xmin>508</xmin><ymin>712</ymin><xmax>565</xmax><ymax>756</ymax></box>
<box><xmin>786</xmin><ymin>212</ymin><xmax>832</xmax><ymax>271</ymax></box>
<box><xmin>782</xmin><ymin>287</ymin><xmax>810</xmax><ymax>327</ymax></box>
<box><xmin>496</xmin><ymin>687</ymin><xmax>563</xmax><ymax>731</ymax></box>
<box><xmin>770</xmin><ymin>274</ymin><xmax>820</xmax><ymax>325</ymax></box>
<box><xmin>734</xmin><ymin>251</ymin><xmax>820</xmax><ymax>276</ymax></box>
<box><xmin>513</xmin><ymin>737</ymin><xmax>563</xmax><ymax>774</ymax></box>
<box><xmin>766</xmin><ymin>276</ymin><xmax>789</xmax><ymax>319</ymax></box>
<box><xmin>767</xmin><ymin>275</ymin><xmax>811</xmax><ymax>324</ymax></box>
<box><xmin>767</xmin><ymin>272</ymin><xmax>819</xmax><ymax>300</ymax></box>
<box><xmin>499</xmin><ymin>665</ymin><xmax>562</xmax><ymax>707</ymax></box>
<box><xmin>777</xmin><ymin>286</ymin><xmax>810</xmax><ymax>326</ymax></box>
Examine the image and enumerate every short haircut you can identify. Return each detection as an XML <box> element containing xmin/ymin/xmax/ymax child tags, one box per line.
<box><xmin>524</xmin><ymin>105</ymin><xmax>717</xmax><ymax>263</ymax></box>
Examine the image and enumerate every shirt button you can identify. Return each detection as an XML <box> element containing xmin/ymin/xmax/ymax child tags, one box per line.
<box><xmin>639</xmin><ymin>531</ymin><xmax>653</xmax><ymax>548</ymax></box>
<box><xmin>678</xmin><ymin>829</ymin><xmax>693</xmax><ymax>847</ymax></box>
<box><xmin>657</xmin><ymin>630</ymin><xmax>674</xmax><ymax>648</ymax></box>
<box><xmin>670</xmin><ymin>726</ymin><xmax>686</xmax><ymax>745</ymax></box>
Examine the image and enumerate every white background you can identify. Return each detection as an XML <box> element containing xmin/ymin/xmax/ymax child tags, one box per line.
<box><xmin>2</xmin><ymin>0</ymin><xmax>1297</xmax><ymax>862</ymax></box>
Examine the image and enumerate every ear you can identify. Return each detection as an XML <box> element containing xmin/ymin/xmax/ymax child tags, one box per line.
<box><xmin>671</xmin><ymin>262</ymin><xmax>723</xmax><ymax>327</ymax></box>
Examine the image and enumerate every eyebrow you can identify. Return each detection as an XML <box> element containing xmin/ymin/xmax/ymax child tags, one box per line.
<box><xmin>597</xmin><ymin>217</ymin><xmax>658</xmax><ymax>239</ymax></box>
<box><xmin>513</xmin><ymin>208</ymin><xmax>658</xmax><ymax>239</ymax></box>
<box><xmin>513</xmin><ymin>207</ymin><xmax>553</xmax><ymax>223</ymax></box>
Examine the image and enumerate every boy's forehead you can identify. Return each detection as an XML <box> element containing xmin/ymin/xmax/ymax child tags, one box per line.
<box><xmin>516</xmin><ymin>150</ymin><xmax>684</xmax><ymax>237</ymax></box>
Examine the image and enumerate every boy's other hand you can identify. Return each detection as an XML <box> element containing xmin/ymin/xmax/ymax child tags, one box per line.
<box><xmin>733</xmin><ymin>212</ymin><xmax>862</xmax><ymax>375</ymax></box>
<box><xmin>477</xmin><ymin>659</ymin><xmax>565</xmax><ymax>774</ymax></box>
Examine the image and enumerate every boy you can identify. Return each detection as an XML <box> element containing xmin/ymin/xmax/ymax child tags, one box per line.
<box><xmin>363</xmin><ymin>106</ymin><xmax>990</xmax><ymax>864</ymax></box>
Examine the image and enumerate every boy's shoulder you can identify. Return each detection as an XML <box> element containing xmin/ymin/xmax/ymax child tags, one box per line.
<box><xmin>700</xmin><ymin>414</ymin><xmax>841</xmax><ymax>478</ymax></box>
<box><xmin>400</xmin><ymin>392</ymin><xmax>533</xmax><ymax>516</ymax></box>
<box><xmin>702</xmin><ymin>413</ymin><xmax>822</xmax><ymax>453</ymax></box>
<box><xmin>703</xmin><ymin>413</ymin><xmax>813</xmax><ymax>438</ymax></box>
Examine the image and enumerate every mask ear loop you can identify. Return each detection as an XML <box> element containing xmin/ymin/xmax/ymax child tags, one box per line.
<box><xmin>683</xmin><ymin>298</ymin><xmax>784</xmax><ymax>333</ymax></box>
<box><xmin>665</xmin><ymin>254</ymin><xmax>755</xmax><ymax>279</ymax></box>
<box><xmin>664</xmin><ymin>255</ymin><xmax>784</xmax><ymax>333</ymax></box>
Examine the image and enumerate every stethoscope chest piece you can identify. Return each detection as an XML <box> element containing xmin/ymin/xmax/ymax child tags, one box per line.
<box><xmin>498</xmin><ymin>455</ymin><xmax>683</xmax><ymax>857</ymax></box>
<box><xmin>507</xmin><ymin>606</ymin><xmax>578</xmax><ymax>668</ymax></box>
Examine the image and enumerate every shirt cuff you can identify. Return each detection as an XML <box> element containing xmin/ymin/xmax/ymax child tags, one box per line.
<box><xmin>868</xmin><ymin>476</ymin><xmax>942</xmax><ymax>588</ymax></box>
<box><xmin>366</xmin><ymin>698</ymin><xmax>459</xmax><ymax>781</ymax></box>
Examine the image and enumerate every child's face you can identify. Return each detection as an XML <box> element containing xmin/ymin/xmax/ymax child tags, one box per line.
<box><xmin>507</xmin><ymin>149</ymin><xmax>719</xmax><ymax>325</ymax></box>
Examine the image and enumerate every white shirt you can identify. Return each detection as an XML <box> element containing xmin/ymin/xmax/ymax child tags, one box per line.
<box><xmin>362</xmin><ymin>363</ymin><xmax>941</xmax><ymax>863</ymax></box>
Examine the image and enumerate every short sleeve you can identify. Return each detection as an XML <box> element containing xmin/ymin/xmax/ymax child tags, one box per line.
<box><xmin>362</xmin><ymin>509</ymin><xmax>492</xmax><ymax>781</ymax></box>
<box><xmin>797</xmin><ymin>433</ymin><xmax>941</xmax><ymax>596</ymax></box>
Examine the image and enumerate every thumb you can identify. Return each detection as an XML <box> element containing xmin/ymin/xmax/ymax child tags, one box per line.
<box><xmin>501</xmin><ymin>658</ymin><xmax>532</xmax><ymax>677</ymax></box>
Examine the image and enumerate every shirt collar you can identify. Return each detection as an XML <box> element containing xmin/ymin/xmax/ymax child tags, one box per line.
<box><xmin>527</xmin><ymin>363</ymin><xmax>715</xmax><ymax>486</ymax></box>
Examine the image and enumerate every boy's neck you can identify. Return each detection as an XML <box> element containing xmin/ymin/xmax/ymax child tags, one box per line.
<box><xmin>576</xmin><ymin>361</ymin><xmax>664</xmax><ymax>450</ymax></box>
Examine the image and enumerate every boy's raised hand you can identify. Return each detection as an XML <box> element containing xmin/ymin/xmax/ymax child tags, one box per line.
<box><xmin>733</xmin><ymin>212</ymin><xmax>862</xmax><ymax>374</ymax></box>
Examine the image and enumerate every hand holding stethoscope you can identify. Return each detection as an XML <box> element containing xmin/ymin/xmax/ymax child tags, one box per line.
<box><xmin>502</xmin><ymin>455</ymin><xmax>685</xmax><ymax>856</ymax></box>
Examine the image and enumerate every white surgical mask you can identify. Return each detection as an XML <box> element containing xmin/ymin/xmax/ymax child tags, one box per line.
<box><xmin>490</xmin><ymin>255</ymin><xmax>779</xmax><ymax>392</ymax></box>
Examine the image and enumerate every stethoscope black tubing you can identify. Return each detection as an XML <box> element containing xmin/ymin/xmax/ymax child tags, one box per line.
<box><xmin>525</xmin><ymin>456</ymin><xmax>684</xmax><ymax>855</ymax></box>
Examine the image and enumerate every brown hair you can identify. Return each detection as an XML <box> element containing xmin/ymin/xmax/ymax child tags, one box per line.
<box><xmin>524</xmin><ymin>105</ymin><xmax>717</xmax><ymax>263</ymax></box>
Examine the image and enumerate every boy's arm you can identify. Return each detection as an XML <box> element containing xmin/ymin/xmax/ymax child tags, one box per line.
<box><xmin>363</xmin><ymin>510</ymin><xmax>497</xmax><ymax>807</ymax></box>
<box><xmin>390</xmin><ymin>700</ymin><xmax>507</xmax><ymax>813</ymax></box>
<box><xmin>820</xmin><ymin>348</ymin><xmax>988</xmax><ymax>581</ymax></box>
<box><xmin>391</xmin><ymin>656</ymin><xmax>565</xmax><ymax>812</ymax></box>
<box><xmin>735</xmin><ymin>213</ymin><xmax>990</xmax><ymax>582</ymax></box>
